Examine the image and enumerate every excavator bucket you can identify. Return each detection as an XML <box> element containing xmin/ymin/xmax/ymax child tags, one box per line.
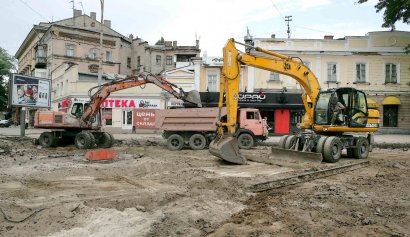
<box><xmin>184</xmin><ymin>90</ymin><xmax>202</xmax><ymax>107</ymax></box>
<box><xmin>209</xmin><ymin>135</ymin><xmax>246</xmax><ymax>164</ymax></box>
<box><xmin>269</xmin><ymin>147</ymin><xmax>323</xmax><ymax>164</ymax></box>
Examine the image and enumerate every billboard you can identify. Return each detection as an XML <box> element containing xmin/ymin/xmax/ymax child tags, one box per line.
<box><xmin>10</xmin><ymin>74</ymin><xmax>51</xmax><ymax>108</ymax></box>
<box><xmin>134</xmin><ymin>109</ymin><xmax>156</xmax><ymax>129</ymax></box>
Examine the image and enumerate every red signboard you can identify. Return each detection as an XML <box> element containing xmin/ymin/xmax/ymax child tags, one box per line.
<box><xmin>134</xmin><ymin>109</ymin><xmax>156</xmax><ymax>129</ymax></box>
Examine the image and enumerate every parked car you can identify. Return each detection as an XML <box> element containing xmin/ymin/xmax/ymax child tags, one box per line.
<box><xmin>0</xmin><ymin>119</ymin><xmax>10</xmax><ymax>127</ymax></box>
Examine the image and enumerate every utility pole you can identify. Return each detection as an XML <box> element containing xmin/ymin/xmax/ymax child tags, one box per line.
<box><xmin>285</xmin><ymin>15</ymin><xmax>292</xmax><ymax>39</ymax></box>
<box><xmin>98</xmin><ymin>0</ymin><xmax>104</xmax><ymax>86</ymax></box>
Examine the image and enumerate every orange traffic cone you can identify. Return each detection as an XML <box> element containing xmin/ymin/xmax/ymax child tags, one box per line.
<box><xmin>85</xmin><ymin>149</ymin><xmax>117</xmax><ymax>161</ymax></box>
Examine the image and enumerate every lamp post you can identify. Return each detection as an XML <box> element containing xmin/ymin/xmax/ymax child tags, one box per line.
<box><xmin>97</xmin><ymin>0</ymin><xmax>104</xmax><ymax>86</ymax></box>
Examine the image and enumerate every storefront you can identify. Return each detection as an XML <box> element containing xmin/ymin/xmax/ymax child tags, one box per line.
<box><xmin>199</xmin><ymin>92</ymin><xmax>304</xmax><ymax>135</ymax></box>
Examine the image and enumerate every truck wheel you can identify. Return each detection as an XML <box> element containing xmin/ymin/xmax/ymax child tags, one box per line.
<box><xmin>315</xmin><ymin>136</ymin><xmax>327</xmax><ymax>153</ymax></box>
<box><xmin>284</xmin><ymin>135</ymin><xmax>296</xmax><ymax>150</ymax></box>
<box><xmin>84</xmin><ymin>131</ymin><xmax>96</xmax><ymax>148</ymax></box>
<box><xmin>75</xmin><ymin>132</ymin><xmax>93</xmax><ymax>149</ymax></box>
<box><xmin>353</xmin><ymin>137</ymin><xmax>369</xmax><ymax>159</ymax></box>
<box><xmin>167</xmin><ymin>134</ymin><xmax>184</xmax><ymax>150</ymax></box>
<box><xmin>96</xmin><ymin>132</ymin><xmax>113</xmax><ymax>148</ymax></box>
<box><xmin>238</xmin><ymin>133</ymin><xmax>254</xmax><ymax>149</ymax></box>
<box><xmin>39</xmin><ymin>132</ymin><xmax>57</xmax><ymax>148</ymax></box>
<box><xmin>189</xmin><ymin>134</ymin><xmax>207</xmax><ymax>150</ymax></box>
<box><xmin>323</xmin><ymin>136</ymin><xmax>342</xmax><ymax>163</ymax></box>
<box><xmin>278</xmin><ymin>135</ymin><xmax>289</xmax><ymax>149</ymax></box>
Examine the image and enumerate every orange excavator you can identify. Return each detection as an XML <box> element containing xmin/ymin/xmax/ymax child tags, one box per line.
<box><xmin>34</xmin><ymin>72</ymin><xmax>201</xmax><ymax>148</ymax></box>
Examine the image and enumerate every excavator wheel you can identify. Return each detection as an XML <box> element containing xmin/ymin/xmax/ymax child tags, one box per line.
<box><xmin>353</xmin><ymin>137</ymin><xmax>370</xmax><ymax>159</ymax></box>
<box><xmin>96</xmin><ymin>132</ymin><xmax>114</xmax><ymax>148</ymax></box>
<box><xmin>167</xmin><ymin>134</ymin><xmax>184</xmax><ymax>150</ymax></box>
<box><xmin>84</xmin><ymin>131</ymin><xmax>96</xmax><ymax>148</ymax></box>
<box><xmin>278</xmin><ymin>135</ymin><xmax>289</xmax><ymax>149</ymax></box>
<box><xmin>323</xmin><ymin>136</ymin><xmax>342</xmax><ymax>163</ymax></box>
<box><xmin>315</xmin><ymin>136</ymin><xmax>327</xmax><ymax>153</ymax></box>
<box><xmin>75</xmin><ymin>132</ymin><xmax>93</xmax><ymax>149</ymax></box>
<box><xmin>189</xmin><ymin>134</ymin><xmax>207</xmax><ymax>150</ymax></box>
<box><xmin>237</xmin><ymin>133</ymin><xmax>254</xmax><ymax>150</ymax></box>
<box><xmin>39</xmin><ymin>132</ymin><xmax>58</xmax><ymax>148</ymax></box>
<box><xmin>284</xmin><ymin>135</ymin><xmax>297</xmax><ymax>150</ymax></box>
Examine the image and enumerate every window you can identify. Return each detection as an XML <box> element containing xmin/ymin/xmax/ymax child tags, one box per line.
<box><xmin>385</xmin><ymin>63</ymin><xmax>398</xmax><ymax>84</ymax></box>
<box><xmin>156</xmin><ymin>55</ymin><xmax>162</xmax><ymax>65</ymax></box>
<box><xmin>71</xmin><ymin>103</ymin><xmax>84</xmax><ymax>116</ymax></box>
<box><xmin>66</xmin><ymin>45</ymin><xmax>75</xmax><ymax>57</ymax></box>
<box><xmin>89</xmin><ymin>48</ymin><xmax>98</xmax><ymax>60</ymax></box>
<box><xmin>327</xmin><ymin>63</ymin><xmax>337</xmax><ymax>82</ymax></box>
<box><xmin>106</xmin><ymin>51</ymin><xmax>112</xmax><ymax>62</ymax></box>
<box><xmin>137</xmin><ymin>56</ymin><xmax>141</xmax><ymax>67</ymax></box>
<box><xmin>127</xmin><ymin>57</ymin><xmax>131</xmax><ymax>68</ymax></box>
<box><xmin>102</xmin><ymin>108</ymin><xmax>112</xmax><ymax>126</ymax></box>
<box><xmin>383</xmin><ymin>105</ymin><xmax>398</xmax><ymax>127</ymax></box>
<box><xmin>356</xmin><ymin>63</ymin><xmax>366</xmax><ymax>83</ymax></box>
<box><xmin>166</xmin><ymin>55</ymin><xmax>172</xmax><ymax>65</ymax></box>
<box><xmin>268</xmin><ymin>72</ymin><xmax>280</xmax><ymax>81</ymax></box>
<box><xmin>246</xmin><ymin>112</ymin><xmax>256</xmax><ymax>120</ymax></box>
<box><xmin>207</xmin><ymin>74</ymin><xmax>218</xmax><ymax>92</ymax></box>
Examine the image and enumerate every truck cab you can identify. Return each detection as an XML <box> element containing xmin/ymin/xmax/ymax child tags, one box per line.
<box><xmin>236</xmin><ymin>108</ymin><xmax>269</xmax><ymax>149</ymax></box>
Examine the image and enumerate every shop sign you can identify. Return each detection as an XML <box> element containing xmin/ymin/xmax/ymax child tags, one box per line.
<box><xmin>89</xmin><ymin>64</ymin><xmax>99</xmax><ymax>73</ymax></box>
<box><xmin>69</xmin><ymin>98</ymin><xmax>160</xmax><ymax>109</ymax></box>
<box><xmin>134</xmin><ymin>109</ymin><xmax>156</xmax><ymax>128</ymax></box>
<box><xmin>238</xmin><ymin>93</ymin><xmax>266</xmax><ymax>103</ymax></box>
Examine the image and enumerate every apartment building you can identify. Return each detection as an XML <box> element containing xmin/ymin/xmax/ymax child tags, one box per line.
<box><xmin>15</xmin><ymin>10</ymin><xmax>200</xmax><ymax>131</ymax></box>
<box><xmin>250</xmin><ymin>31</ymin><xmax>410</xmax><ymax>133</ymax></box>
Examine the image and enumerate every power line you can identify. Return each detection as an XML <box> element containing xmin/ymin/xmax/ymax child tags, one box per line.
<box><xmin>18</xmin><ymin>0</ymin><xmax>50</xmax><ymax>22</ymax></box>
<box><xmin>291</xmin><ymin>24</ymin><xmax>336</xmax><ymax>35</ymax></box>
<box><xmin>268</xmin><ymin>0</ymin><xmax>285</xmax><ymax>21</ymax></box>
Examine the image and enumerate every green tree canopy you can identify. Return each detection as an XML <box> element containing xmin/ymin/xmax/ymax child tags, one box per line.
<box><xmin>358</xmin><ymin>0</ymin><xmax>410</xmax><ymax>29</ymax></box>
<box><xmin>155</xmin><ymin>37</ymin><xmax>165</xmax><ymax>45</ymax></box>
<box><xmin>0</xmin><ymin>47</ymin><xmax>15</xmax><ymax>111</ymax></box>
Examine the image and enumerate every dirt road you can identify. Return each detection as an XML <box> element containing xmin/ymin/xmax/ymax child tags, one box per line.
<box><xmin>0</xmin><ymin>137</ymin><xmax>409</xmax><ymax>237</ymax></box>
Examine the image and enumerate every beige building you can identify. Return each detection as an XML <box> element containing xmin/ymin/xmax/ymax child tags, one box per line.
<box><xmin>249</xmin><ymin>31</ymin><xmax>410</xmax><ymax>133</ymax></box>
<box><xmin>15</xmin><ymin>10</ymin><xmax>200</xmax><ymax>131</ymax></box>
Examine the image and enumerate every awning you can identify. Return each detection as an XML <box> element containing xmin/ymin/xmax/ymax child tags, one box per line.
<box><xmin>367</xmin><ymin>98</ymin><xmax>379</xmax><ymax>108</ymax></box>
<box><xmin>382</xmin><ymin>96</ymin><xmax>401</xmax><ymax>105</ymax></box>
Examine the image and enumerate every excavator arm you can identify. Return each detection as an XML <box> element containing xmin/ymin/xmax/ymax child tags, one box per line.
<box><xmin>210</xmin><ymin>38</ymin><xmax>322</xmax><ymax>164</ymax></box>
<box><xmin>81</xmin><ymin>72</ymin><xmax>201</xmax><ymax>126</ymax></box>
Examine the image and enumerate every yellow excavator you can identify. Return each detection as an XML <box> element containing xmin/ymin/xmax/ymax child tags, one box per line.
<box><xmin>209</xmin><ymin>38</ymin><xmax>379</xmax><ymax>164</ymax></box>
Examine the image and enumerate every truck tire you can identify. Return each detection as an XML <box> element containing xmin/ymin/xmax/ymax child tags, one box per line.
<box><xmin>75</xmin><ymin>132</ymin><xmax>93</xmax><ymax>149</ymax></box>
<box><xmin>96</xmin><ymin>132</ymin><xmax>113</xmax><ymax>148</ymax></box>
<box><xmin>284</xmin><ymin>135</ymin><xmax>296</xmax><ymax>150</ymax></box>
<box><xmin>278</xmin><ymin>135</ymin><xmax>289</xmax><ymax>149</ymax></box>
<box><xmin>189</xmin><ymin>134</ymin><xmax>207</xmax><ymax>150</ymax></box>
<box><xmin>238</xmin><ymin>133</ymin><xmax>254</xmax><ymax>149</ymax></box>
<box><xmin>323</xmin><ymin>136</ymin><xmax>342</xmax><ymax>163</ymax></box>
<box><xmin>39</xmin><ymin>132</ymin><xmax>57</xmax><ymax>148</ymax></box>
<box><xmin>167</xmin><ymin>134</ymin><xmax>184</xmax><ymax>150</ymax></box>
<box><xmin>353</xmin><ymin>137</ymin><xmax>370</xmax><ymax>159</ymax></box>
<box><xmin>315</xmin><ymin>136</ymin><xmax>327</xmax><ymax>153</ymax></box>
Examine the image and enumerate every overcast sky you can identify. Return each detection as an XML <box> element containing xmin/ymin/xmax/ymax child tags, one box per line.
<box><xmin>1</xmin><ymin>0</ymin><xmax>408</xmax><ymax>57</ymax></box>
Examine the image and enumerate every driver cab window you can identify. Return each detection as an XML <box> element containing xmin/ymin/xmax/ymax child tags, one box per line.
<box><xmin>351</xmin><ymin>92</ymin><xmax>368</xmax><ymax>127</ymax></box>
<box><xmin>354</xmin><ymin>92</ymin><xmax>367</xmax><ymax>113</ymax></box>
<box><xmin>246</xmin><ymin>112</ymin><xmax>258</xmax><ymax>120</ymax></box>
<box><xmin>71</xmin><ymin>103</ymin><xmax>84</xmax><ymax>116</ymax></box>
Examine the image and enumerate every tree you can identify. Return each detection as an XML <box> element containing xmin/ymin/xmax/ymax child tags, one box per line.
<box><xmin>358</xmin><ymin>0</ymin><xmax>410</xmax><ymax>52</ymax></box>
<box><xmin>358</xmin><ymin>0</ymin><xmax>410</xmax><ymax>29</ymax></box>
<box><xmin>0</xmin><ymin>47</ymin><xmax>15</xmax><ymax>111</ymax></box>
<box><xmin>155</xmin><ymin>37</ymin><xmax>165</xmax><ymax>45</ymax></box>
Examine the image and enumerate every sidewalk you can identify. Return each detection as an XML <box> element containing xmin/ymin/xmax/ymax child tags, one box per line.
<box><xmin>1</xmin><ymin>127</ymin><xmax>409</xmax><ymax>145</ymax></box>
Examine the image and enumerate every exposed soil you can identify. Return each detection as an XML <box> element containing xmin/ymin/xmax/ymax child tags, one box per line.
<box><xmin>0</xmin><ymin>136</ymin><xmax>409</xmax><ymax>237</ymax></box>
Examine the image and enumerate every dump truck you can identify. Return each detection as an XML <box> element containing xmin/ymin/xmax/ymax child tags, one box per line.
<box><xmin>155</xmin><ymin>107</ymin><xmax>268</xmax><ymax>150</ymax></box>
<box><xmin>209</xmin><ymin>39</ymin><xmax>379</xmax><ymax>164</ymax></box>
<box><xmin>34</xmin><ymin>72</ymin><xmax>201</xmax><ymax>148</ymax></box>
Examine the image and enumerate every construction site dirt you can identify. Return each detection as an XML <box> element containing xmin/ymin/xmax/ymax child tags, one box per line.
<box><xmin>0</xmin><ymin>136</ymin><xmax>409</xmax><ymax>237</ymax></box>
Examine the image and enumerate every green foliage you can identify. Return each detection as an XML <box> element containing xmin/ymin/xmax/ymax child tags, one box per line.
<box><xmin>357</xmin><ymin>0</ymin><xmax>410</xmax><ymax>29</ymax></box>
<box><xmin>155</xmin><ymin>37</ymin><xmax>165</xmax><ymax>45</ymax></box>
<box><xmin>0</xmin><ymin>47</ymin><xmax>15</xmax><ymax>111</ymax></box>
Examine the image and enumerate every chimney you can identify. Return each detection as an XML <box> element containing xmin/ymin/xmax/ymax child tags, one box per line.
<box><xmin>324</xmin><ymin>35</ymin><xmax>334</xmax><ymax>40</ymax></box>
<box><xmin>173</xmin><ymin>41</ymin><xmax>177</xmax><ymax>47</ymax></box>
<box><xmin>196</xmin><ymin>39</ymin><xmax>199</xmax><ymax>49</ymax></box>
<box><xmin>165</xmin><ymin>41</ymin><xmax>172</xmax><ymax>47</ymax></box>
<box><xmin>90</xmin><ymin>12</ymin><xmax>96</xmax><ymax>20</ymax></box>
<box><xmin>73</xmin><ymin>9</ymin><xmax>82</xmax><ymax>17</ymax></box>
<box><xmin>104</xmin><ymin>20</ymin><xmax>111</xmax><ymax>28</ymax></box>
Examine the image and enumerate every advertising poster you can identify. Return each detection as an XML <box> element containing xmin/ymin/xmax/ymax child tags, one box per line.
<box><xmin>10</xmin><ymin>74</ymin><xmax>51</xmax><ymax>108</ymax></box>
<box><xmin>134</xmin><ymin>109</ymin><xmax>156</xmax><ymax>129</ymax></box>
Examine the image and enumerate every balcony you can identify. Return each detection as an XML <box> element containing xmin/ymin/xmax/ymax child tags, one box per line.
<box><xmin>35</xmin><ymin>56</ymin><xmax>47</xmax><ymax>68</ymax></box>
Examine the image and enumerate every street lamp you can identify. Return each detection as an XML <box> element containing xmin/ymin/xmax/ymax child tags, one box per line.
<box><xmin>97</xmin><ymin>0</ymin><xmax>104</xmax><ymax>86</ymax></box>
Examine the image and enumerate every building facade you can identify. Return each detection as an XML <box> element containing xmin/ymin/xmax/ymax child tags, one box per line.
<box><xmin>15</xmin><ymin>10</ymin><xmax>200</xmax><ymax>131</ymax></box>
<box><xmin>252</xmin><ymin>31</ymin><xmax>410</xmax><ymax>133</ymax></box>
